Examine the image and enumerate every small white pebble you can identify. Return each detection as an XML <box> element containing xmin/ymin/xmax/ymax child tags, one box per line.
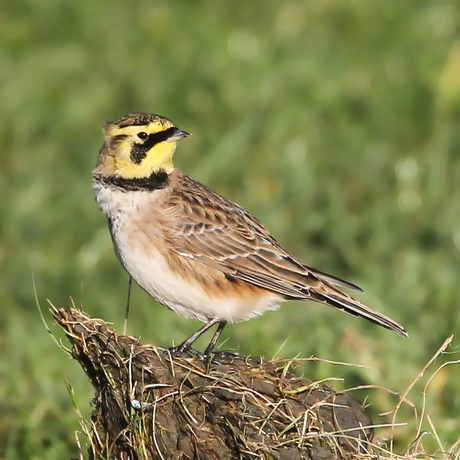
<box><xmin>131</xmin><ymin>399</ymin><xmax>152</xmax><ymax>410</ymax></box>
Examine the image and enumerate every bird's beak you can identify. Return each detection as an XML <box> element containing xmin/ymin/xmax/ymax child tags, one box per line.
<box><xmin>168</xmin><ymin>129</ymin><xmax>191</xmax><ymax>142</ymax></box>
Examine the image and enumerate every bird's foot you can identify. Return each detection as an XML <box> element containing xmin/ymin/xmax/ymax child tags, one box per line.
<box><xmin>167</xmin><ymin>344</ymin><xmax>208</xmax><ymax>360</ymax></box>
<box><xmin>167</xmin><ymin>346</ymin><xmax>238</xmax><ymax>367</ymax></box>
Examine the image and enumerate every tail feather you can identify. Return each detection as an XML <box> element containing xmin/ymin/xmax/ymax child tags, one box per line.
<box><xmin>310</xmin><ymin>291</ymin><xmax>408</xmax><ymax>338</ymax></box>
<box><xmin>305</xmin><ymin>266</ymin><xmax>364</xmax><ymax>293</ymax></box>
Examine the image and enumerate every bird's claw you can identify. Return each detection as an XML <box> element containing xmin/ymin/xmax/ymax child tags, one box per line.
<box><xmin>167</xmin><ymin>345</ymin><xmax>209</xmax><ymax>360</ymax></box>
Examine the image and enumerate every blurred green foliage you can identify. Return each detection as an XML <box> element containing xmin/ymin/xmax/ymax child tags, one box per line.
<box><xmin>1</xmin><ymin>0</ymin><xmax>460</xmax><ymax>458</ymax></box>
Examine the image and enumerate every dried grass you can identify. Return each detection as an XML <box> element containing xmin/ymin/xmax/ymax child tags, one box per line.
<box><xmin>50</xmin><ymin>306</ymin><xmax>459</xmax><ymax>460</ymax></box>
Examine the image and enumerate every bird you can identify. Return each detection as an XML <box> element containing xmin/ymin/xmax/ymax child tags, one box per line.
<box><xmin>93</xmin><ymin>112</ymin><xmax>408</xmax><ymax>357</ymax></box>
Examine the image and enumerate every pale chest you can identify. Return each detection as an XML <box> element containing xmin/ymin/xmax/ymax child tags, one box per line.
<box><xmin>93</xmin><ymin>183</ymin><xmax>169</xmax><ymax>266</ymax></box>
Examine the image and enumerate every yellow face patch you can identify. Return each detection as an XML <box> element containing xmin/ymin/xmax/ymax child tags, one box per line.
<box><xmin>104</xmin><ymin>119</ymin><xmax>179</xmax><ymax>178</ymax></box>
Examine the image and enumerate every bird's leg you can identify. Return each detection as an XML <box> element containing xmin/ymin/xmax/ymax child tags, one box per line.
<box><xmin>203</xmin><ymin>321</ymin><xmax>227</xmax><ymax>356</ymax></box>
<box><xmin>168</xmin><ymin>318</ymin><xmax>221</xmax><ymax>356</ymax></box>
<box><xmin>123</xmin><ymin>276</ymin><xmax>132</xmax><ymax>336</ymax></box>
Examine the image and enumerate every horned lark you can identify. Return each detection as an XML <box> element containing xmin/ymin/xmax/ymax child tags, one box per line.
<box><xmin>93</xmin><ymin>112</ymin><xmax>408</xmax><ymax>356</ymax></box>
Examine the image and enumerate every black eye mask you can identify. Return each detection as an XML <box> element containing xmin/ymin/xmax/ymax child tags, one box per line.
<box><xmin>130</xmin><ymin>127</ymin><xmax>178</xmax><ymax>164</ymax></box>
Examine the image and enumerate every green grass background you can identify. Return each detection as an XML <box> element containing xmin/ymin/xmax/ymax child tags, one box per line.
<box><xmin>1</xmin><ymin>1</ymin><xmax>460</xmax><ymax>458</ymax></box>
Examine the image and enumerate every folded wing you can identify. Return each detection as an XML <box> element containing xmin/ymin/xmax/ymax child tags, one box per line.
<box><xmin>166</xmin><ymin>173</ymin><xmax>408</xmax><ymax>338</ymax></box>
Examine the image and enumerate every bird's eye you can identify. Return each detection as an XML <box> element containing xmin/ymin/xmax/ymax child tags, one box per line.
<box><xmin>137</xmin><ymin>132</ymin><xmax>148</xmax><ymax>141</ymax></box>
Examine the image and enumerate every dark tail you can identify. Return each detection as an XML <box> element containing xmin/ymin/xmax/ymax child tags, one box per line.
<box><xmin>310</xmin><ymin>290</ymin><xmax>408</xmax><ymax>338</ymax></box>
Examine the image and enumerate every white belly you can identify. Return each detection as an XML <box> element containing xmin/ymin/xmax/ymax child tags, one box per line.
<box><xmin>94</xmin><ymin>183</ymin><xmax>283</xmax><ymax>323</ymax></box>
<box><xmin>115</xmin><ymin>237</ymin><xmax>282</xmax><ymax>323</ymax></box>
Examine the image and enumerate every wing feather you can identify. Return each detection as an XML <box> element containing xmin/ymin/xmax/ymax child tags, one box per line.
<box><xmin>162</xmin><ymin>171</ymin><xmax>407</xmax><ymax>338</ymax></box>
<box><xmin>168</xmin><ymin>172</ymin><xmax>360</xmax><ymax>298</ymax></box>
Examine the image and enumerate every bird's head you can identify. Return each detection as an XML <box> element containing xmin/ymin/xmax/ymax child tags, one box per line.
<box><xmin>94</xmin><ymin>112</ymin><xmax>190</xmax><ymax>178</ymax></box>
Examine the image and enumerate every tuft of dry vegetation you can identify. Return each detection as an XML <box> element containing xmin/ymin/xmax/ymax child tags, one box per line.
<box><xmin>52</xmin><ymin>307</ymin><xmax>460</xmax><ymax>460</ymax></box>
<box><xmin>52</xmin><ymin>307</ymin><xmax>377</xmax><ymax>459</ymax></box>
